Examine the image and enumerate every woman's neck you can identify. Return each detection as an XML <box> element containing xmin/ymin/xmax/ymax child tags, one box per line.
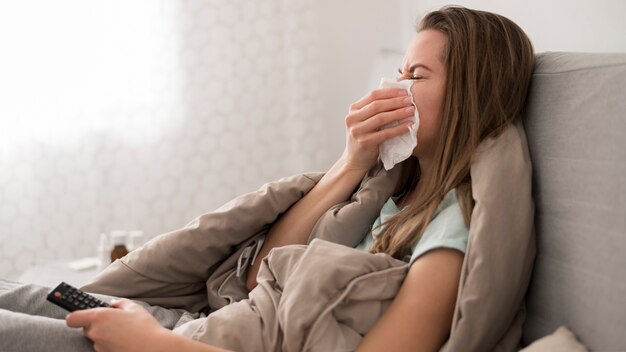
<box><xmin>399</xmin><ymin>157</ymin><xmax>432</xmax><ymax>208</ymax></box>
<box><xmin>417</xmin><ymin>157</ymin><xmax>432</xmax><ymax>184</ymax></box>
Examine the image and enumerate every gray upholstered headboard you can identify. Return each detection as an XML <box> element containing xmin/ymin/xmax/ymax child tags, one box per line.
<box><xmin>521</xmin><ymin>52</ymin><xmax>626</xmax><ymax>350</ymax></box>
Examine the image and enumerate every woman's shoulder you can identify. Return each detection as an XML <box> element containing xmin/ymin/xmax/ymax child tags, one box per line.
<box><xmin>436</xmin><ymin>188</ymin><xmax>460</xmax><ymax>215</ymax></box>
<box><xmin>408</xmin><ymin>189</ymin><xmax>470</xmax><ymax>265</ymax></box>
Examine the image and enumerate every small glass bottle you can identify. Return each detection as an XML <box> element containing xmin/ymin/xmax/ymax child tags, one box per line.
<box><xmin>110</xmin><ymin>231</ymin><xmax>129</xmax><ymax>262</ymax></box>
<box><xmin>127</xmin><ymin>230</ymin><xmax>145</xmax><ymax>252</ymax></box>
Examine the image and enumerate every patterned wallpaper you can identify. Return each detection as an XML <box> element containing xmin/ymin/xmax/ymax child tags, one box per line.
<box><xmin>0</xmin><ymin>0</ymin><xmax>329</xmax><ymax>280</ymax></box>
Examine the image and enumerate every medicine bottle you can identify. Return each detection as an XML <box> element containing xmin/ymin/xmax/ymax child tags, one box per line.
<box><xmin>110</xmin><ymin>231</ymin><xmax>129</xmax><ymax>262</ymax></box>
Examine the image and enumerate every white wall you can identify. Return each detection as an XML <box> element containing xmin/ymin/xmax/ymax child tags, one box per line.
<box><xmin>405</xmin><ymin>0</ymin><xmax>626</xmax><ymax>53</ymax></box>
<box><xmin>0</xmin><ymin>0</ymin><xmax>410</xmax><ymax>280</ymax></box>
<box><xmin>311</xmin><ymin>0</ymin><xmax>408</xmax><ymax>168</ymax></box>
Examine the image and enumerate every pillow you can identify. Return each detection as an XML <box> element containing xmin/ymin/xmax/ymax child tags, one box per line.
<box><xmin>440</xmin><ymin>120</ymin><xmax>537</xmax><ymax>351</ymax></box>
<box><xmin>520</xmin><ymin>326</ymin><xmax>589</xmax><ymax>352</ymax></box>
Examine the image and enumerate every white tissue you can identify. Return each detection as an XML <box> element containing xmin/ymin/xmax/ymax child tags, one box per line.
<box><xmin>378</xmin><ymin>78</ymin><xmax>419</xmax><ymax>170</ymax></box>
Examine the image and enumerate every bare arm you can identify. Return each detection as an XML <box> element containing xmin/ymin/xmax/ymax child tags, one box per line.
<box><xmin>66</xmin><ymin>299</ymin><xmax>234</xmax><ymax>352</ymax></box>
<box><xmin>356</xmin><ymin>248</ymin><xmax>464</xmax><ymax>352</ymax></box>
<box><xmin>245</xmin><ymin>157</ymin><xmax>367</xmax><ymax>291</ymax></box>
<box><xmin>246</xmin><ymin>87</ymin><xmax>416</xmax><ymax>291</ymax></box>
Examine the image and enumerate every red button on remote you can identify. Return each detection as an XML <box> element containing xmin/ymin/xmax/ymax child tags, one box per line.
<box><xmin>54</xmin><ymin>291</ymin><xmax>61</xmax><ymax>298</ymax></box>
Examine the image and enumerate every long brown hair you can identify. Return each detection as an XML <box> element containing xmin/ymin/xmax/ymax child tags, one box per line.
<box><xmin>370</xmin><ymin>6</ymin><xmax>535</xmax><ymax>259</ymax></box>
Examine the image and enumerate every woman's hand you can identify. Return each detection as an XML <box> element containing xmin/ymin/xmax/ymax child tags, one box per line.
<box><xmin>66</xmin><ymin>298</ymin><xmax>169</xmax><ymax>352</ymax></box>
<box><xmin>342</xmin><ymin>87</ymin><xmax>415</xmax><ymax>171</ymax></box>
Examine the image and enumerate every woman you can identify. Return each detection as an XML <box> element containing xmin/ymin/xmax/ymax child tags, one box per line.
<box><xmin>65</xmin><ymin>6</ymin><xmax>535</xmax><ymax>352</ymax></box>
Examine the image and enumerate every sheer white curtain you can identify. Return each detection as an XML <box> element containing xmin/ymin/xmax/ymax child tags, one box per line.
<box><xmin>0</xmin><ymin>0</ymin><xmax>324</xmax><ymax>279</ymax></box>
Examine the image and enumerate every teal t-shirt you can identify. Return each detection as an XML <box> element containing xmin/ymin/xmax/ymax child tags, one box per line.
<box><xmin>354</xmin><ymin>189</ymin><xmax>469</xmax><ymax>265</ymax></box>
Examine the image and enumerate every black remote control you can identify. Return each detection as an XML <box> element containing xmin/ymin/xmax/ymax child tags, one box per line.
<box><xmin>46</xmin><ymin>281</ymin><xmax>111</xmax><ymax>312</ymax></box>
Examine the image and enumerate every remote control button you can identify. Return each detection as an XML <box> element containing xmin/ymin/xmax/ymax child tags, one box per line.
<box><xmin>89</xmin><ymin>302</ymin><xmax>96</xmax><ymax>308</ymax></box>
<box><xmin>79</xmin><ymin>304</ymin><xmax>86</xmax><ymax>309</ymax></box>
<box><xmin>54</xmin><ymin>291</ymin><xmax>61</xmax><ymax>298</ymax></box>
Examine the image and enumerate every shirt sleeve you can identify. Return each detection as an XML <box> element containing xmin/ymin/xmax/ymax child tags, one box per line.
<box><xmin>409</xmin><ymin>198</ymin><xmax>469</xmax><ymax>266</ymax></box>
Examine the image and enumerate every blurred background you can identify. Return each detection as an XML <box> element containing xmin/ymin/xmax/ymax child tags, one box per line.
<box><xmin>1</xmin><ymin>0</ymin><xmax>625</xmax><ymax>282</ymax></box>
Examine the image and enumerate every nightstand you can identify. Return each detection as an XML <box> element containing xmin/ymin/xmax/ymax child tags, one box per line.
<box><xmin>17</xmin><ymin>258</ymin><xmax>104</xmax><ymax>288</ymax></box>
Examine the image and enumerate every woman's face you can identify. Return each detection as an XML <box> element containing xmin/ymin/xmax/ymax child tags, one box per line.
<box><xmin>398</xmin><ymin>29</ymin><xmax>447</xmax><ymax>161</ymax></box>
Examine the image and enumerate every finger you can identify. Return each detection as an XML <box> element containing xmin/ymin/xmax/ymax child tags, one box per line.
<box><xmin>360</xmin><ymin>121</ymin><xmax>414</xmax><ymax>147</ymax></box>
<box><xmin>348</xmin><ymin>95</ymin><xmax>413</xmax><ymax>126</ymax></box>
<box><xmin>66</xmin><ymin>310</ymin><xmax>96</xmax><ymax>328</ymax></box>
<box><xmin>83</xmin><ymin>325</ymin><xmax>91</xmax><ymax>337</ymax></box>
<box><xmin>346</xmin><ymin>95</ymin><xmax>412</xmax><ymax>128</ymax></box>
<box><xmin>110</xmin><ymin>298</ymin><xmax>134</xmax><ymax>309</ymax></box>
<box><xmin>350</xmin><ymin>87</ymin><xmax>407</xmax><ymax>112</ymax></box>
<box><xmin>351</xmin><ymin>105</ymin><xmax>415</xmax><ymax>137</ymax></box>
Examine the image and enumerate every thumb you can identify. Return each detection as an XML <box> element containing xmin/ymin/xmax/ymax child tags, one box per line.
<box><xmin>65</xmin><ymin>310</ymin><xmax>95</xmax><ymax>328</ymax></box>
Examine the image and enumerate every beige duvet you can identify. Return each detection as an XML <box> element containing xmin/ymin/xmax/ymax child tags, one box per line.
<box><xmin>173</xmin><ymin>239</ymin><xmax>408</xmax><ymax>351</ymax></box>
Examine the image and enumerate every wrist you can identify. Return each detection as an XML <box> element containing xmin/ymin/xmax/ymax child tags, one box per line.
<box><xmin>335</xmin><ymin>151</ymin><xmax>374</xmax><ymax>175</ymax></box>
<box><xmin>317</xmin><ymin>154</ymin><xmax>369</xmax><ymax>192</ymax></box>
<box><xmin>151</xmin><ymin>328</ymin><xmax>180</xmax><ymax>352</ymax></box>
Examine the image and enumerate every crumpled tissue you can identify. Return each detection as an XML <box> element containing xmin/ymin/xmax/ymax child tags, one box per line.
<box><xmin>378</xmin><ymin>77</ymin><xmax>419</xmax><ymax>170</ymax></box>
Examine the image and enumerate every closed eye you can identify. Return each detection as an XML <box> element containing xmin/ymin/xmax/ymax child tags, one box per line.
<box><xmin>397</xmin><ymin>68</ymin><xmax>424</xmax><ymax>81</ymax></box>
